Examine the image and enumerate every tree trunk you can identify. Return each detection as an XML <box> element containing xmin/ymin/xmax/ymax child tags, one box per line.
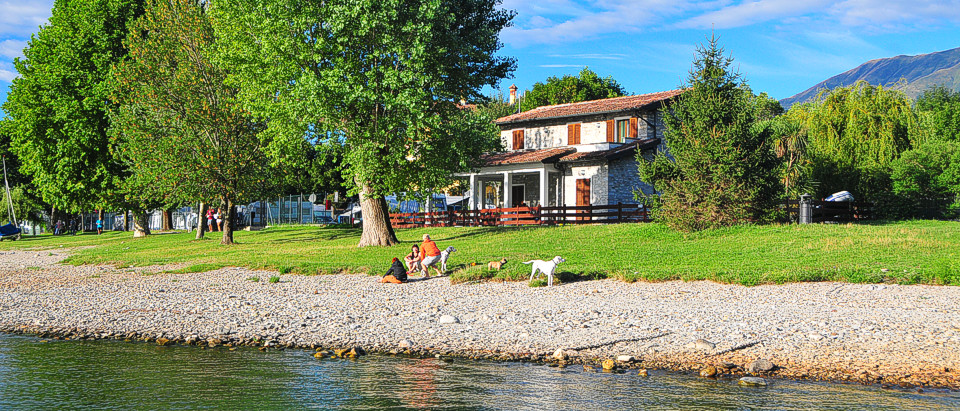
<box><xmin>122</xmin><ymin>210</ymin><xmax>129</xmax><ymax>231</ymax></box>
<box><xmin>357</xmin><ymin>183</ymin><xmax>398</xmax><ymax>247</ymax></box>
<box><xmin>49</xmin><ymin>207</ymin><xmax>58</xmax><ymax>232</ymax></box>
<box><xmin>132</xmin><ymin>211</ymin><xmax>151</xmax><ymax>238</ymax></box>
<box><xmin>97</xmin><ymin>209</ymin><xmax>105</xmax><ymax>231</ymax></box>
<box><xmin>221</xmin><ymin>199</ymin><xmax>235</xmax><ymax>245</ymax></box>
<box><xmin>195</xmin><ymin>202</ymin><xmax>207</xmax><ymax>239</ymax></box>
<box><xmin>162</xmin><ymin>208</ymin><xmax>173</xmax><ymax>231</ymax></box>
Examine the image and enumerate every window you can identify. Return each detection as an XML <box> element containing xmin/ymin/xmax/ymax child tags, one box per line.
<box><xmin>567</xmin><ymin>123</ymin><xmax>581</xmax><ymax>145</ymax></box>
<box><xmin>616</xmin><ymin>119</ymin><xmax>629</xmax><ymax>143</ymax></box>
<box><xmin>512</xmin><ymin>129</ymin><xmax>525</xmax><ymax>150</ymax></box>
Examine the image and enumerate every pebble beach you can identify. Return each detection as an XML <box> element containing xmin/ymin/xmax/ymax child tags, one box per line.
<box><xmin>1</xmin><ymin>249</ymin><xmax>958</xmax><ymax>389</ymax></box>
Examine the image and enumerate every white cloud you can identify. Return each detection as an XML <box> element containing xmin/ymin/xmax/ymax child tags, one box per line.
<box><xmin>0</xmin><ymin>1</ymin><xmax>52</xmax><ymax>36</ymax></box>
<box><xmin>538</xmin><ymin>64</ymin><xmax>587</xmax><ymax>68</ymax></box>
<box><xmin>0</xmin><ymin>66</ymin><xmax>17</xmax><ymax>82</ymax></box>
<box><xmin>676</xmin><ymin>0</ymin><xmax>832</xmax><ymax>29</ymax></box>
<box><xmin>0</xmin><ymin>39</ymin><xmax>25</xmax><ymax>60</ymax></box>
<box><xmin>549</xmin><ymin>53</ymin><xmax>629</xmax><ymax>60</ymax></box>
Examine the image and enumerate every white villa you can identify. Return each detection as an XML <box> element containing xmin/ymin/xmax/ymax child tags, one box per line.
<box><xmin>460</xmin><ymin>87</ymin><xmax>683</xmax><ymax>210</ymax></box>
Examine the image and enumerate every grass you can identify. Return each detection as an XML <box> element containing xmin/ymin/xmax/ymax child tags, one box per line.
<box><xmin>268</xmin><ymin>276</ymin><xmax>281</xmax><ymax>284</ymax></box>
<box><xmin>1</xmin><ymin>221</ymin><xmax>958</xmax><ymax>286</ymax></box>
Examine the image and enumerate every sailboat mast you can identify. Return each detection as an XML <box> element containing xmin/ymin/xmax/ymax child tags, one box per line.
<box><xmin>2</xmin><ymin>155</ymin><xmax>18</xmax><ymax>228</ymax></box>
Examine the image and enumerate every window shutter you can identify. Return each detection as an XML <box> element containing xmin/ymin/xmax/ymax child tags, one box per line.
<box><xmin>606</xmin><ymin>120</ymin><xmax>615</xmax><ymax>142</ymax></box>
<box><xmin>567</xmin><ymin>124</ymin><xmax>581</xmax><ymax>145</ymax></box>
<box><xmin>513</xmin><ymin>130</ymin><xmax>524</xmax><ymax>150</ymax></box>
<box><xmin>630</xmin><ymin>118</ymin><xmax>638</xmax><ymax>139</ymax></box>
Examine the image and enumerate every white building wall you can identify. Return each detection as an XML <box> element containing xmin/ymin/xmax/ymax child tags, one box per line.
<box><xmin>562</xmin><ymin>162</ymin><xmax>608</xmax><ymax>206</ymax></box>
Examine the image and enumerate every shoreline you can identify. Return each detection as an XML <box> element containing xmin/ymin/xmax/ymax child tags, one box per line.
<box><xmin>0</xmin><ymin>250</ymin><xmax>958</xmax><ymax>390</ymax></box>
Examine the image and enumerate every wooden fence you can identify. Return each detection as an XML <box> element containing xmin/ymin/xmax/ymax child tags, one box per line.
<box><xmin>389</xmin><ymin>203</ymin><xmax>651</xmax><ymax>228</ymax></box>
<box><xmin>783</xmin><ymin>200</ymin><xmax>875</xmax><ymax>223</ymax></box>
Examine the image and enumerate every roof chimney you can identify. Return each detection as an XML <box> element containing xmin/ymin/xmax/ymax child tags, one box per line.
<box><xmin>508</xmin><ymin>84</ymin><xmax>518</xmax><ymax>105</ymax></box>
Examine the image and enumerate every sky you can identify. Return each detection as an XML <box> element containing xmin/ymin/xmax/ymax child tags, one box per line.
<box><xmin>2</xmin><ymin>0</ymin><xmax>960</xmax><ymax>110</ymax></box>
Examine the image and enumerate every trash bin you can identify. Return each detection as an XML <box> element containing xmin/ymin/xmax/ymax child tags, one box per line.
<box><xmin>799</xmin><ymin>194</ymin><xmax>813</xmax><ymax>224</ymax></box>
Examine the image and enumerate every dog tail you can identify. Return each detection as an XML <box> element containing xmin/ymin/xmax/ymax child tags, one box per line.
<box><xmin>521</xmin><ymin>261</ymin><xmax>534</xmax><ymax>265</ymax></box>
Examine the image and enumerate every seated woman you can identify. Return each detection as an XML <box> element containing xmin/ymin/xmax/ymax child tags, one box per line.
<box><xmin>404</xmin><ymin>244</ymin><xmax>422</xmax><ymax>274</ymax></box>
<box><xmin>380</xmin><ymin>257</ymin><xmax>408</xmax><ymax>284</ymax></box>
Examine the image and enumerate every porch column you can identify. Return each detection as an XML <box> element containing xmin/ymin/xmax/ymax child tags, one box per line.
<box><xmin>469</xmin><ymin>174</ymin><xmax>477</xmax><ymax>210</ymax></box>
<box><xmin>502</xmin><ymin>172</ymin><xmax>512</xmax><ymax>208</ymax></box>
<box><xmin>539</xmin><ymin>168</ymin><xmax>548</xmax><ymax>207</ymax></box>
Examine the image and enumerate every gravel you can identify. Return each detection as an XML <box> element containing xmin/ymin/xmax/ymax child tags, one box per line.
<box><xmin>0</xmin><ymin>249</ymin><xmax>958</xmax><ymax>388</ymax></box>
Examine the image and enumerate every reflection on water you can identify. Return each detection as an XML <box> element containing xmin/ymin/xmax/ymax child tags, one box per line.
<box><xmin>0</xmin><ymin>333</ymin><xmax>956</xmax><ymax>410</ymax></box>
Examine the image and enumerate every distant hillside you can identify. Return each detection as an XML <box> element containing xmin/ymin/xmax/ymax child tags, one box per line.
<box><xmin>781</xmin><ymin>47</ymin><xmax>960</xmax><ymax>108</ymax></box>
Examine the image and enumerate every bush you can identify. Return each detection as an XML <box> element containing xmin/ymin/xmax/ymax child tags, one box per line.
<box><xmin>268</xmin><ymin>276</ymin><xmax>280</xmax><ymax>283</ymax></box>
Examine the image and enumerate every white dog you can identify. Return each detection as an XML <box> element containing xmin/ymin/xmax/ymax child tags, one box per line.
<box><xmin>523</xmin><ymin>256</ymin><xmax>566</xmax><ymax>286</ymax></box>
<box><xmin>439</xmin><ymin>246</ymin><xmax>457</xmax><ymax>273</ymax></box>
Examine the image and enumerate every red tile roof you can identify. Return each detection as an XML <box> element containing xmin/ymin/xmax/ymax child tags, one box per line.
<box><xmin>558</xmin><ymin>138</ymin><xmax>660</xmax><ymax>162</ymax></box>
<box><xmin>495</xmin><ymin>89</ymin><xmax>684</xmax><ymax>124</ymax></box>
<box><xmin>480</xmin><ymin>147</ymin><xmax>576</xmax><ymax>166</ymax></box>
<box><xmin>478</xmin><ymin>139</ymin><xmax>661</xmax><ymax>167</ymax></box>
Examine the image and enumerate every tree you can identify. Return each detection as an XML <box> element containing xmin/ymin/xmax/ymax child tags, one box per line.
<box><xmin>889</xmin><ymin>140</ymin><xmax>960</xmax><ymax>218</ymax></box>
<box><xmin>636</xmin><ymin>35</ymin><xmax>781</xmax><ymax>231</ymax></box>
<box><xmin>784</xmin><ymin>81</ymin><xmax>918</xmax><ymax>202</ymax></box>
<box><xmin>519</xmin><ymin>67</ymin><xmax>626</xmax><ymax>112</ymax></box>
<box><xmin>914</xmin><ymin>86</ymin><xmax>960</xmax><ymax>142</ymax></box>
<box><xmin>213</xmin><ymin>0</ymin><xmax>515</xmax><ymax>246</ymax></box>
<box><xmin>2</xmin><ymin>0</ymin><xmax>144</xmax><ymax>214</ymax></box>
<box><xmin>111</xmin><ymin>0</ymin><xmax>274</xmax><ymax>245</ymax></box>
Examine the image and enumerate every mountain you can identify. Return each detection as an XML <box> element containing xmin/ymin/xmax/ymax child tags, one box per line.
<box><xmin>781</xmin><ymin>47</ymin><xmax>960</xmax><ymax>108</ymax></box>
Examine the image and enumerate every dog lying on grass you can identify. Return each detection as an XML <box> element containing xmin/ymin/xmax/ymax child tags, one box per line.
<box><xmin>523</xmin><ymin>256</ymin><xmax>565</xmax><ymax>287</ymax></box>
<box><xmin>439</xmin><ymin>246</ymin><xmax>457</xmax><ymax>273</ymax></box>
<box><xmin>487</xmin><ymin>258</ymin><xmax>508</xmax><ymax>271</ymax></box>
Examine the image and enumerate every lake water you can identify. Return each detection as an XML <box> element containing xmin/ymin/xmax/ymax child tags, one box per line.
<box><xmin>0</xmin><ymin>333</ymin><xmax>956</xmax><ymax>410</ymax></box>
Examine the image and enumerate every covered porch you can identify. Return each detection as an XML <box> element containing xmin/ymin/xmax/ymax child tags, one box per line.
<box><xmin>455</xmin><ymin>165</ymin><xmax>563</xmax><ymax>209</ymax></box>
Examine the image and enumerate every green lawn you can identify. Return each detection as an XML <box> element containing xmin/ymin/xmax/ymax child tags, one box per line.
<box><xmin>2</xmin><ymin>221</ymin><xmax>959</xmax><ymax>286</ymax></box>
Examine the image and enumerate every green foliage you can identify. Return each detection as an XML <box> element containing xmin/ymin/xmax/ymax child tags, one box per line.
<box><xmin>914</xmin><ymin>86</ymin><xmax>960</xmax><ymax>142</ymax></box>
<box><xmin>637</xmin><ymin>35</ymin><xmax>781</xmax><ymax>231</ymax></box>
<box><xmin>784</xmin><ymin>81</ymin><xmax>918</xmax><ymax>202</ymax></box>
<box><xmin>246</xmin><ymin>276</ymin><xmax>259</xmax><ymax>282</ymax></box>
<box><xmin>0</xmin><ymin>185</ymin><xmax>46</xmax><ymax>225</ymax></box>
<box><xmin>212</xmin><ymin>0</ymin><xmax>514</xmax><ymax>245</ymax></box>
<box><xmin>887</xmin><ymin>140</ymin><xmax>960</xmax><ymax>218</ymax></box>
<box><xmin>268</xmin><ymin>275</ymin><xmax>280</xmax><ymax>283</ymax></box>
<box><xmin>519</xmin><ymin>67</ymin><xmax>626</xmax><ymax>112</ymax></box>
<box><xmin>111</xmin><ymin>0</ymin><xmax>278</xmax><ymax>243</ymax></box>
<box><xmin>2</xmin><ymin>0</ymin><xmax>145</xmax><ymax>212</ymax></box>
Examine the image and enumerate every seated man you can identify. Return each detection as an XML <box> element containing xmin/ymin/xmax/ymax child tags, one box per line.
<box><xmin>419</xmin><ymin>234</ymin><xmax>443</xmax><ymax>277</ymax></box>
<box><xmin>380</xmin><ymin>257</ymin><xmax>408</xmax><ymax>284</ymax></box>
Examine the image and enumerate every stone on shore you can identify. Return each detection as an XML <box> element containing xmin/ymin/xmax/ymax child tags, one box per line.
<box><xmin>617</xmin><ymin>355</ymin><xmax>636</xmax><ymax>363</ymax></box>
<box><xmin>601</xmin><ymin>359</ymin><xmax>616</xmax><ymax>370</ymax></box>
<box><xmin>700</xmin><ymin>366</ymin><xmax>718</xmax><ymax>378</ymax></box>
<box><xmin>747</xmin><ymin>359</ymin><xmax>775</xmax><ymax>374</ymax></box>
<box><xmin>738</xmin><ymin>377</ymin><xmax>768</xmax><ymax>386</ymax></box>
<box><xmin>399</xmin><ymin>339</ymin><xmax>414</xmax><ymax>349</ymax></box>
<box><xmin>637</xmin><ymin>369</ymin><xmax>649</xmax><ymax>376</ymax></box>
<box><xmin>156</xmin><ymin>338</ymin><xmax>172</xmax><ymax>346</ymax></box>
<box><xmin>553</xmin><ymin>348</ymin><xmax>568</xmax><ymax>361</ymax></box>
<box><xmin>439</xmin><ymin>315</ymin><xmax>459</xmax><ymax>324</ymax></box>
<box><xmin>686</xmin><ymin>339</ymin><xmax>716</xmax><ymax>351</ymax></box>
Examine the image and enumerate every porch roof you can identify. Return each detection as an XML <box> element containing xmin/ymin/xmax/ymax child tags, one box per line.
<box><xmin>480</xmin><ymin>147</ymin><xmax>576</xmax><ymax>166</ymax></box>
<box><xmin>557</xmin><ymin>138</ymin><xmax>660</xmax><ymax>163</ymax></box>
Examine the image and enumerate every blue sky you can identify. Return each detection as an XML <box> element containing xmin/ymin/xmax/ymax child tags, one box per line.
<box><xmin>1</xmin><ymin>0</ymin><xmax>960</xmax><ymax>109</ymax></box>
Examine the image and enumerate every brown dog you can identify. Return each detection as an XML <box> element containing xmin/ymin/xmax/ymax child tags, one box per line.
<box><xmin>487</xmin><ymin>258</ymin><xmax>508</xmax><ymax>271</ymax></box>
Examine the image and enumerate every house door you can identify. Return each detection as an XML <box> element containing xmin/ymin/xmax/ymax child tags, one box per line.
<box><xmin>511</xmin><ymin>185</ymin><xmax>525</xmax><ymax>207</ymax></box>
<box><xmin>576</xmin><ymin>178</ymin><xmax>591</xmax><ymax>221</ymax></box>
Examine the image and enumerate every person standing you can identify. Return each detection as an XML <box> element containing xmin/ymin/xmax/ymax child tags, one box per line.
<box><xmin>96</xmin><ymin>217</ymin><xmax>103</xmax><ymax>235</ymax></box>
<box><xmin>419</xmin><ymin>234</ymin><xmax>443</xmax><ymax>277</ymax></box>
<box><xmin>206</xmin><ymin>208</ymin><xmax>216</xmax><ymax>232</ymax></box>
<box><xmin>215</xmin><ymin>209</ymin><xmax>224</xmax><ymax>231</ymax></box>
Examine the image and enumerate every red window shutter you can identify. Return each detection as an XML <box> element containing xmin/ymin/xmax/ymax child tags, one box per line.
<box><xmin>513</xmin><ymin>130</ymin><xmax>524</xmax><ymax>150</ymax></box>
<box><xmin>567</xmin><ymin>124</ymin><xmax>576</xmax><ymax>145</ymax></box>
<box><xmin>630</xmin><ymin>118</ymin><xmax>638</xmax><ymax>139</ymax></box>
<box><xmin>575</xmin><ymin>124</ymin><xmax>581</xmax><ymax>144</ymax></box>
<box><xmin>606</xmin><ymin>120</ymin><xmax>615</xmax><ymax>142</ymax></box>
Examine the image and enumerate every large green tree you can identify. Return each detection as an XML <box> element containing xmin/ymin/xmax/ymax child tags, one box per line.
<box><xmin>784</xmin><ymin>81</ymin><xmax>918</xmax><ymax>202</ymax></box>
<box><xmin>112</xmin><ymin>0</ymin><xmax>275</xmax><ymax>244</ymax></box>
<box><xmin>637</xmin><ymin>35</ymin><xmax>781</xmax><ymax>231</ymax></box>
<box><xmin>914</xmin><ymin>86</ymin><xmax>960</xmax><ymax>142</ymax></box>
<box><xmin>519</xmin><ymin>67</ymin><xmax>626</xmax><ymax>112</ymax></box>
<box><xmin>2</xmin><ymin>0</ymin><xmax>144</xmax><ymax>215</ymax></box>
<box><xmin>213</xmin><ymin>0</ymin><xmax>514</xmax><ymax>246</ymax></box>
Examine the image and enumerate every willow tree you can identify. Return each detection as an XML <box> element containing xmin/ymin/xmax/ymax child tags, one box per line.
<box><xmin>112</xmin><ymin>0</ymin><xmax>273</xmax><ymax>244</ymax></box>
<box><xmin>213</xmin><ymin>0</ymin><xmax>514</xmax><ymax>246</ymax></box>
<box><xmin>2</xmin><ymin>0</ymin><xmax>144</xmax><ymax>224</ymax></box>
<box><xmin>785</xmin><ymin>81</ymin><xmax>919</xmax><ymax>201</ymax></box>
